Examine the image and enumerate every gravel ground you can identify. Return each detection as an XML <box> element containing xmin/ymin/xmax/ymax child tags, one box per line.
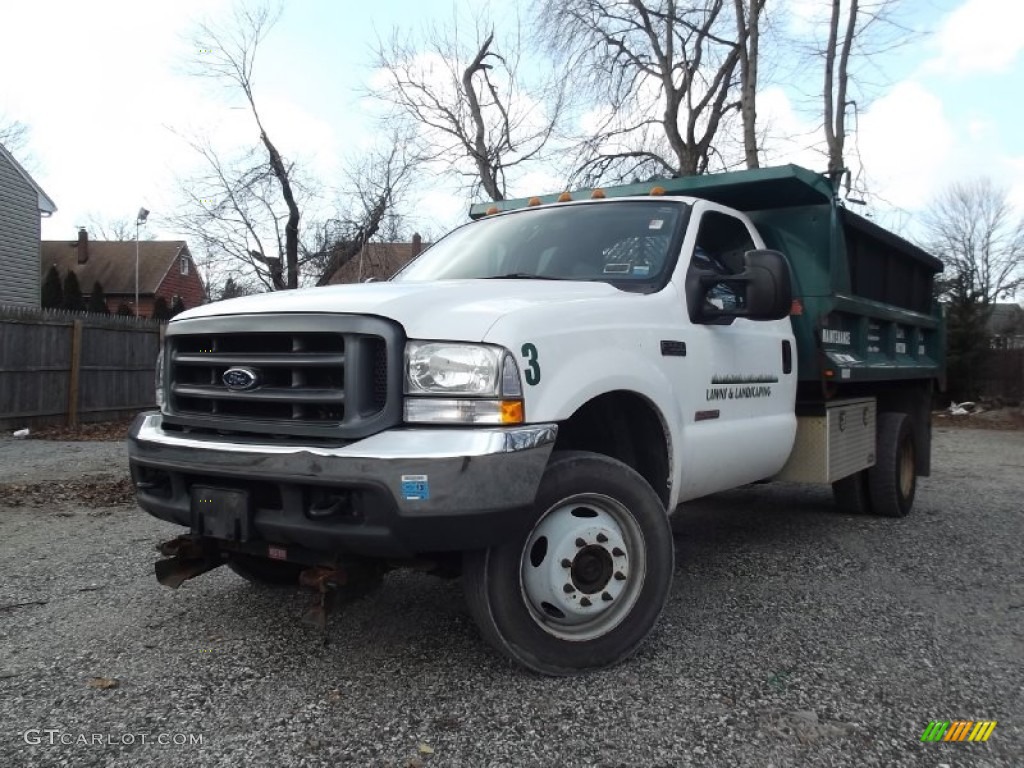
<box><xmin>0</xmin><ymin>426</ymin><xmax>1020</xmax><ymax>767</ymax></box>
<box><xmin>0</xmin><ymin>438</ymin><xmax>127</xmax><ymax>484</ymax></box>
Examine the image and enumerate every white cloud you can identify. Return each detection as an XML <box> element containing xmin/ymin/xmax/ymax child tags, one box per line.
<box><xmin>927</xmin><ymin>0</ymin><xmax>1024</xmax><ymax>74</ymax></box>
<box><xmin>855</xmin><ymin>81</ymin><xmax>955</xmax><ymax>210</ymax></box>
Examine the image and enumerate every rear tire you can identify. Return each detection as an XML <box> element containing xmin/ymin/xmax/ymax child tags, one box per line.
<box><xmin>867</xmin><ymin>412</ymin><xmax>916</xmax><ymax>517</ymax></box>
<box><xmin>227</xmin><ymin>554</ymin><xmax>303</xmax><ymax>586</ymax></box>
<box><xmin>463</xmin><ymin>451</ymin><xmax>674</xmax><ymax>676</ymax></box>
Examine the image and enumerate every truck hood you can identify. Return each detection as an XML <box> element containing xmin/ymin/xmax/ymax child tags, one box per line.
<box><xmin>176</xmin><ymin>279</ymin><xmax>624</xmax><ymax>340</ymax></box>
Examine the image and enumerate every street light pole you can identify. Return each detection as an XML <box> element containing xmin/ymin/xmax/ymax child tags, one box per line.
<box><xmin>135</xmin><ymin>207</ymin><xmax>149</xmax><ymax>317</ymax></box>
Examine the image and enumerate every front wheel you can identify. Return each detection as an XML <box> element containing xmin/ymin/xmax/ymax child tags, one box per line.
<box><xmin>463</xmin><ymin>451</ymin><xmax>674</xmax><ymax>676</ymax></box>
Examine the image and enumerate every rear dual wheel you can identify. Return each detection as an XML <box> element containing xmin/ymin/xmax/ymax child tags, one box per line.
<box><xmin>831</xmin><ymin>412</ymin><xmax>916</xmax><ymax>518</ymax></box>
<box><xmin>463</xmin><ymin>451</ymin><xmax>674</xmax><ymax>676</ymax></box>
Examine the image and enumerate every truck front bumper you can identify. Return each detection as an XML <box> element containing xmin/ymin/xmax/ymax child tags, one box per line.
<box><xmin>128</xmin><ymin>413</ymin><xmax>557</xmax><ymax>559</ymax></box>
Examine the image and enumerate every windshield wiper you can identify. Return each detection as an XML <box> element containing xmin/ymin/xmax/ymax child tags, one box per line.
<box><xmin>484</xmin><ymin>273</ymin><xmax>563</xmax><ymax>280</ymax></box>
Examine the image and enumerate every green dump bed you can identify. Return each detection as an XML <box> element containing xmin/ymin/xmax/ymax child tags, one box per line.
<box><xmin>469</xmin><ymin>165</ymin><xmax>945</xmax><ymax>386</ymax></box>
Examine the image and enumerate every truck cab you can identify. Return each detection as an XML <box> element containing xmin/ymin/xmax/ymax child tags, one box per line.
<box><xmin>129</xmin><ymin>165</ymin><xmax>943</xmax><ymax>675</ymax></box>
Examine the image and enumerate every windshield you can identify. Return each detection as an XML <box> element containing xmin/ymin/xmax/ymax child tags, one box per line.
<box><xmin>392</xmin><ymin>200</ymin><xmax>689</xmax><ymax>292</ymax></box>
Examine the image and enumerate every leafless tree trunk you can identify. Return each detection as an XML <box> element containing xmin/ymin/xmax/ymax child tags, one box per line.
<box><xmin>372</xmin><ymin>12</ymin><xmax>565</xmax><ymax>201</ymax></box>
<box><xmin>192</xmin><ymin>4</ymin><xmax>301</xmax><ymax>288</ymax></box>
<box><xmin>539</xmin><ymin>0</ymin><xmax>752</xmax><ymax>184</ymax></box>
<box><xmin>301</xmin><ymin>139</ymin><xmax>416</xmax><ymax>287</ymax></box>
<box><xmin>734</xmin><ymin>0</ymin><xmax>765</xmax><ymax>169</ymax></box>
<box><xmin>823</xmin><ymin>0</ymin><xmax>858</xmax><ymax>180</ymax></box>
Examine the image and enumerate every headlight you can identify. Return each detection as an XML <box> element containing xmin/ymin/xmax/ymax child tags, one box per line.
<box><xmin>155</xmin><ymin>348</ymin><xmax>165</xmax><ymax>410</ymax></box>
<box><xmin>404</xmin><ymin>341</ymin><xmax>525</xmax><ymax>424</ymax></box>
<box><xmin>406</xmin><ymin>342</ymin><xmax>506</xmax><ymax>396</ymax></box>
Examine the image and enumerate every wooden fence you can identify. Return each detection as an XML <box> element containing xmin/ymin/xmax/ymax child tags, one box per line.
<box><xmin>978</xmin><ymin>348</ymin><xmax>1024</xmax><ymax>404</ymax></box>
<box><xmin>0</xmin><ymin>307</ymin><xmax>163</xmax><ymax>430</ymax></box>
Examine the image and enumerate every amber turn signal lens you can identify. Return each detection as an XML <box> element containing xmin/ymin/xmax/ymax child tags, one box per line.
<box><xmin>500</xmin><ymin>400</ymin><xmax>524</xmax><ymax>424</ymax></box>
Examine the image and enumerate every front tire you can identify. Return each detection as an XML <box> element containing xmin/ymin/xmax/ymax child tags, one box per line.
<box><xmin>463</xmin><ymin>451</ymin><xmax>674</xmax><ymax>676</ymax></box>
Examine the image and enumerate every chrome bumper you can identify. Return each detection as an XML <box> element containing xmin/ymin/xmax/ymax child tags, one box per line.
<box><xmin>127</xmin><ymin>413</ymin><xmax>558</xmax><ymax>557</ymax></box>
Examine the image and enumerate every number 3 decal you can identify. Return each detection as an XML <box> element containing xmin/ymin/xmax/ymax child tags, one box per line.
<box><xmin>521</xmin><ymin>343</ymin><xmax>541</xmax><ymax>385</ymax></box>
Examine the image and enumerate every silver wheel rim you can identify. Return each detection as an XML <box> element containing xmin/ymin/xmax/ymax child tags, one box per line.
<box><xmin>519</xmin><ymin>492</ymin><xmax>646</xmax><ymax>641</ymax></box>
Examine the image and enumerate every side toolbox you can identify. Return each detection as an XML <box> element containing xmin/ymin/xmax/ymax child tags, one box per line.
<box><xmin>775</xmin><ymin>398</ymin><xmax>876</xmax><ymax>484</ymax></box>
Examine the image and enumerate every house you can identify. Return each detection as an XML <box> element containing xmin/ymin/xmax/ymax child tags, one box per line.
<box><xmin>988</xmin><ymin>303</ymin><xmax>1024</xmax><ymax>350</ymax></box>
<box><xmin>329</xmin><ymin>233</ymin><xmax>427</xmax><ymax>284</ymax></box>
<box><xmin>0</xmin><ymin>142</ymin><xmax>57</xmax><ymax>307</ymax></box>
<box><xmin>40</xmin><ymin>229</ymin><xmax>205</xmax><ymax>317</ymax></box>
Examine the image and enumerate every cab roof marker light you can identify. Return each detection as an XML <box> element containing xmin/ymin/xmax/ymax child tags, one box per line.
<box><xmin>650</xmin><ymin>186</ymin><xmax>666</xmax><ymax>196</ymax></box>
<box><xmin>557</xmin><ymin>191</ymin><xmax>572</xmax><ymax>202</ymax></box>
<box><xmin>527</xmin><ymin>197</ymin><xmax>542</xmax><ymax>207</ymax></box>
<box><xmin>485</xmin><ymin>206</ymin><xmax>499</xmax><ymax>216</ymax></box>
<box><xmin>591</xmin><ymin>188</ymin><xmax>606</xmax><ymax>199</ymax></box>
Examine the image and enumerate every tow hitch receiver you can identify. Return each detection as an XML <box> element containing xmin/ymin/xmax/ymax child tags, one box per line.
<box><xmin>154</xmin><ymin>535</ymin><xmax>223</xmax><ymax>589</ymax></box>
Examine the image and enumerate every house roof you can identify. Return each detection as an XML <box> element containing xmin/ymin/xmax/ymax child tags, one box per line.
<box><xmin>40</xmin><ymin>238</ymin><xmax>190</xmax><ymax>295</ymax></box>
<box><xmin>329</xmin><ymin>241</ymin><xmax>427</xmax><ymax>283</ymax></box>
<box><xmin>0</xmin><ymin>141</ymin><xmax>57</xmax><ymax>215</ymax></box>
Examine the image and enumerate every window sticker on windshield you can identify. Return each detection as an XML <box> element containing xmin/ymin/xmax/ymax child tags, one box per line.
<box><xmin>603</xmin><ymin>263</ymin><xmax>631</xmax><ymax>274</ymax></box>
<box><xmin>632</xmin><ymin>264</ymin><xmax>650</xmax><ymax>276</ymax></box>
<box><xmin>649</xmin><ymin>219</ymin><xmax>664</xmax><ymax>230</ymax></box>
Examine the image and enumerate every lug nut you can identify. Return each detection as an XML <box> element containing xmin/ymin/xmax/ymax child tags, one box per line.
<box><xmin>602</xmin><ymin>591</ymin><xmax>612</xmax><ymax>602</ymax></box>
<box><xmin>563</xmin><ymin>583</ymin><xmax>575</xmax><ymax>593</ymax></box>
<box><xmin>560</xmin><ymin>558</ymin><xmax>572</xmax><ymax>568</ymax></box>
<box><xmin>580</xmin><ymin>597</ymin><xmax>592</xmax><ymax>607</ymax></box>
<box><xmin>612</xmin><ymin>547</ymin><xmax>625</xmax><ymax>557</ymax></box>
<box><xmin>614</xmin><ymin>571</ymin><xmax>626</xmax><ymax>581</ymax></box>
<box><xmin>596</xmin><ymin>532</ymin><xmax>608</xmax><ymax>543</ymax></box>
<box><xmin>575</xmin><ymin>537</ymin><xmax>586</xmax><ymax>548</ymax></box>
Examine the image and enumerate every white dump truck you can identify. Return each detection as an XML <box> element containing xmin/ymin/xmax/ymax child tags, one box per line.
<box><xmin>129</xmin><ymin>165</ymin><xmax>944</xmax><ymax>675</ymax></box>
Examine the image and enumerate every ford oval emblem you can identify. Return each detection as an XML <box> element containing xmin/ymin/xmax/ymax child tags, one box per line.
<box><xmin>222</xmin><ymin>367</ymin><xmax>261</xmax><ymax>391</ymax></box>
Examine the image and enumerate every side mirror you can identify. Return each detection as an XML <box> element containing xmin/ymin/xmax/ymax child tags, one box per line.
<box><xmin>690</xmin><ymin>249</ymin><xmax>792</xmax><ymax>323</ymax></box>
<box><xmin>737</xmin><ymin>249</ymin><xmax>792</xmax><ymax>320</ymax></box>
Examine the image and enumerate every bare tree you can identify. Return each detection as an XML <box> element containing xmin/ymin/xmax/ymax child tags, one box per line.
<box><xmin>539</xmin><ymin>0</ymin><xmax>755</xmax><ymax>184</ymax></box>
<box><xmin>924</xmin><ymin>179</ymin><xmax>1024</xmax><ymax>306</ymax></box>
<box><xmin>173</xmin><ymin>137</ymin><xmax>304</xmax><ymax>291</ymax></box>
<box><xmin>372</xmin><ymin>13</ymin><xmax>565</xmax><ymax>201</ymax></box>
<box><xmin>190</xmin><ymin>3</ymin><xmax>302</xmax><ymax>288</ymax></box>
<box><xmin>301</xmin><ymin>139</ymin><xmax>416</xmax><ymax>286</ymax></box>
<box><xmin>84</xmin><ymin>214</ymin><xmax>154</xmax><ymax>241</ymax></box>
<box><xmin>0</xmin><ymin>116</ymin><xmax>29</xmax><ymax>157</ymax></box>
<box><xmin>921</xmin><ymin>178</ymin><xmax>1024</xmax><ymax>400</ymax></box>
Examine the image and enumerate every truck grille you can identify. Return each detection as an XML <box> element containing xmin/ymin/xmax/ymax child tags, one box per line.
<box><xmin>163</xmin><ymin>315</ymin><xmax>403</xmax><ymax>439</ymax></box>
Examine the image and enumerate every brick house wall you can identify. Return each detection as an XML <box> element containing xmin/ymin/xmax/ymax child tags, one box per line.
<box><xmin>155</xmin><ymin>251</ymin><xmax>205</xmax><ymax>311</ymax></box>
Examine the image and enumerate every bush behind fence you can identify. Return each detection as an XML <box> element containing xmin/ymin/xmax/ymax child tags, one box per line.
<box><xmin>0</xmin><ymin>306</ymin><xmax>163</xmax><ymax>430</ymax></box>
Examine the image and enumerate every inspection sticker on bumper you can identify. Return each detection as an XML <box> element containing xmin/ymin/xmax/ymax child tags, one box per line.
<box><xmin>400</xmin><ymin>474</ymin><xmax>430</xmax><ymax>501</ymax></box>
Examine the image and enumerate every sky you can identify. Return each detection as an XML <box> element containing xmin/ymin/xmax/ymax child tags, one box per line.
<box><xmin>1</xmin><ymin>0</ymin><xmax>1022</xmax><ymax>264</ymax></box>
